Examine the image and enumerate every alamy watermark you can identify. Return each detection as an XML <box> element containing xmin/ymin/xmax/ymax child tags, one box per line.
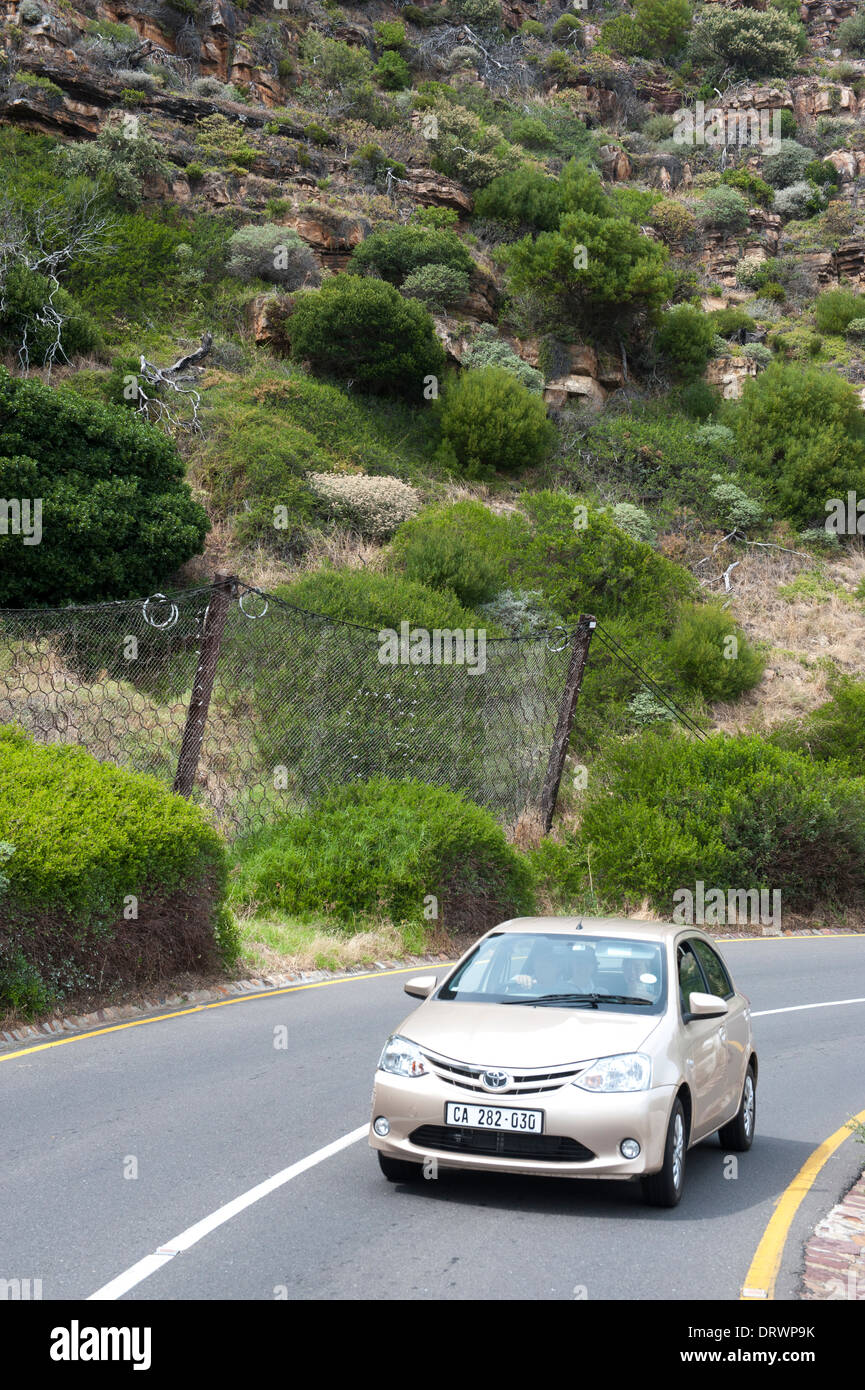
<box><xmin>378</xmin><ymin>622</ymin><xmax>487</xmax><ymax>675</ymax></box>
<box><xmin>0</xmin><ymin>498</ymin><xmax>42</xmax><ymax>545</ymax></box>
<box><xmin>673</xmin><ymin>102</ymin><xmax>783</xmax><ymax>154</ymax></box>
<box><xmin>673</xmin><ymin>882</ymin><xmax>781</xmax><ymax>929</ymax></box>
<box><xmin>825</xmin><ymin>491</ymin><xmax>865</xmax><ymax>535</ymax></box>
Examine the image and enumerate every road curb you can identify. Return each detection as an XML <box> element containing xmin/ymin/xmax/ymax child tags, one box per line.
<box><xmin>800</xmin><ymin>1170</ymin><xmax>865</xmax><ymax>1300</ymax></box>
<box><xmin>0</xmin><ymin>955</ymin><xmax>449</xmax><ymax>1050</ymax></box>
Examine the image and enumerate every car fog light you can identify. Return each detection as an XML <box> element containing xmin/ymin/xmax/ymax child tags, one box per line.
<box><xmin>620</xmin><ymin>1138</ymin><xmax>641</xmax><ymax>1159</ymax></box>
<box><xmin>373</xmin><ymin>1117</ymin><xmax>390</xmax><ymax>1137</ymax></box>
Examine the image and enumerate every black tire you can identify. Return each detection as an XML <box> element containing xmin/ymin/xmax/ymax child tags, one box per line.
<box><xmin>641</xmin><ymin>1097</ymin><xmax>687</xmax><ymax>1209</ymax></box>
<box><xmin>718</xmin><ymin>1064</ymin><xmax>756</xmax><ymax>1153</ymax></box>
<box><xmin>377</xmin><ymin>1151</ymin><xmax>423</xmax><ymax>1183</ymax></box>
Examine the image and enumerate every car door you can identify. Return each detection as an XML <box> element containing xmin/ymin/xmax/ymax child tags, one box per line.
<box><xmin>691</xmin><ymin>936</ymin><xmax>750</xmax><ymax>1125</ymax></box>
<box><xmin>676</xmin><ymin>938</ymin><xmax>728</xmax><ymax>1139</ymax></box>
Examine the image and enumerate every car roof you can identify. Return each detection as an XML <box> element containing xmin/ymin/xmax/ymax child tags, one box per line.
<box><xmin>489</xmin><ymin>917</ymin><xmax>692</xmax><ymax>944</ymax></box>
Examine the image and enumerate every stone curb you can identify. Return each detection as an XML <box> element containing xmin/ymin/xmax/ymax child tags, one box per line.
<box><xmin>0</xmin><ymin>954</ymin><xmax>450</xmax><ymax>1051</ymax></box>
<box><xmin>800</xmin><ymin>1170</ymin><xmax>865</xmax><ymax>1300</ymax></box>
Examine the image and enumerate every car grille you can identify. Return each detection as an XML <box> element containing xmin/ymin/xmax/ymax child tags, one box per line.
<box><xmin>419</xmin><ymin>1046</ymin><xmax>594</xmax><ymax>1095</ymax></box>
<box><xmin>409</xmin><ymin>1125</ymin><xmax>596</xmax><ymax>1163</ymax></box>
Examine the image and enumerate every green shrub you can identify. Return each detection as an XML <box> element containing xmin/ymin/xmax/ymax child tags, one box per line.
<box><xmin>509</xmin><ymin>114</ymin><xmax>556</xmax><ymax>147</ymax></box>
<box><xmin>709</xmin><ymin>477</ymin><xmax>764</xmax><ymax>530</ymax></box>
<box><xmin>734</xmin><ymin>361</ymin><xmax>865</xmax><ymax>527</ymax></box>
<box><xmin>609</xmin><ymin>502</ymin><xmax>657</xmax><ymax>546</ymax></box>
<box><xmin>0</xmin><ymin>727</ymin><xmax>234</xmax><ymax>1016</ymax></box>
<box><xmin>575</xmin><ymin>731</ymin><xmax>865</xmax><ymax>911</ymax></box>
<box><xmin>57</xmin><ymin>122</ymin><xmax>172</xmax><ymax>206</ymax></box>
<box><xmin>277</xmin><ymin>567</ymin><xmax>486</xmax><ymax>631</ymax></box>
<box><xmin>709</xmin><ymin>307</ymin><xmax>756</xmax><ymax>338</ymax></box>
<box><xmin>664</xmin><ymin>604</ymin><xmax>764</xmax><ymax>702</ymax></box>
<box><xmin>720</xmin><ymin>166</ymin><xmax>774</xmax><ymax>208</ymax></box>
<box><xmin>375</xmin><ymin>50</ymin><xmax>411</xmax><ymax>89</ymax></box>
<box><xmin>699</xmin><ymin>185</ymin><xmax>750</xmax><ymax>232</ymax></box>
<box><xmin>0</xmin><ymin>265</ymin><xmax>102</xmax><ymax>365</ymax></box>
<box><xmin>648</xmin><ymin>198</ymin><xmax>696</xmax><ymax>245</ymax></box>
<box><xmin>438</xmin><ymin>367</ymin><xmax>555</xmax><ymax>475</ymax></box>
<box><xmin>423</xmin><ymin>101</ymin><xmax>519</xmax><ymax>189</ymax></box>
<box><xmin>352</xmin><ymin>222</ymin><xmax>473</xmax><ymax>284</ymax></box>
<box><xmin>601</xmin><ymin>0</ymin><xmax>691</xmax><ymax>58</ymax></box>
<box><xmin>0</xmin><ymin>368</ymin><xmax>208</xmax><ymax>605</ymax></box>
<box><xmin>774</xmin><ymin>181</ymin><xmax>823</xmax><ymax>220</ymax></box>
<box><xmin>805</xmin><ymin>159</ymin><xmax>840</xmax><ymax>188</ymax></box>
<box><xmin>770</xmin><ymin>675</ymin><xmax>865</xmax><ymax>772</ymax></box>
<box><xmin>375</xmin><ymin>20</ymin><xmax>406</xmax><ymax>48</ymax></box>
<box><xmin>288</xmin><ymin>276</ymin><xmax>445</xmax><ymax>395</ymax></box>
<box><xmin>837</xmin><ymin>9</ymin><xmax>865</xmax><ymax>54</ymax></box>
<box><xmin>389</xmin><ymin>499</ymin><xmax>521</xmax><ymax>606</ymax></box>
<box><xmin>656</xmin><ymin>304</ymin><xmax>717</xmax><ymax>381</ymax></box>
<box><xmin>644</xmin><ymin>114</ymin><xmax>675</xmax><ymax>141</ymax></box>
<box><xmin>226</xmin><ymin>224</ymin><xmax>320</xmax><ymax>287</ymax></box>
<box><xmin>400</xmin><ymin>261</ymin><xmax>470</xmax><ymax>309</ymax></box>
<box><xmin>845</xmin><ymin>317</ymin><xmax>865</xmax><ymax>340</ymax></box>
<box><xmin>814</xmin><ymin>288</ymin><xmax>864</xmax><ymax>335</ymax></box>
<box><xmin>688</xmin><ymin>8</ymin><xmax>804</xmax><ymax>78</ymax></box>
<box><xmin>474</xmin><ymin>166</ymin><xmax>563</xmax><ymax>232</ymax></box>
<box><xmin>308</xmin><ymin>471</ymin><xmax>420</xmax><ymax>538</ymax></box>
<box><xmin>230</xmin><ymin>778</ymin><xmax>533</xmax><ymax>934</ymax></box>
<box><xmin>551</xmin><ymin>13</ymin><xmax>583</xmax><ymax>43</ymax></box>
<box><xmin>761</xmin><ymin>139</ymin><xmax>812</xmax><ymax>189</ymax></box>
<box><xmin>462</xmin><ymin>324</ymin><xmax>544</xmax><ymax>392</ymax></box>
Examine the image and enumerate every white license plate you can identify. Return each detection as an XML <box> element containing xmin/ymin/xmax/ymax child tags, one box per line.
<box><xmin>445</xmin><ymin>1102</ymin><xmax>543</xmax><ymax>1134</ymax></box>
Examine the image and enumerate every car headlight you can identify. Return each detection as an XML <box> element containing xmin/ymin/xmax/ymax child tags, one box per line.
<box><xmin>378</xmin><ymin>1035</ymin><xmax>429</xmax><ymax>1079</ymax></box>
<box><xmin>573</xmin><ymin>1053</ymin><xmax>652</xmax><ymax>1093</ymax></box>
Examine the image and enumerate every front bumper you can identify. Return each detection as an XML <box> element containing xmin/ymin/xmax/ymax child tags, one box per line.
<box><xmin>369</xmin><ymin>1070</ymin><xmax>677</xmax><ymax>1180</ymax></box>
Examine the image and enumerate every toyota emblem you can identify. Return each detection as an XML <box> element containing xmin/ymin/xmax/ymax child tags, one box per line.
<box><xmin>481</xmin><ymin>1069</ymin><xmax>510</xmax><ymax>1091</ymax></box>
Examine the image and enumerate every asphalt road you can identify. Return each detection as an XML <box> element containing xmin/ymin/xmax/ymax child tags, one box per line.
<box><xmin>2</xmin><ymin>937</ymin><xmax>864</xmax><ymax>1301</ymax></box>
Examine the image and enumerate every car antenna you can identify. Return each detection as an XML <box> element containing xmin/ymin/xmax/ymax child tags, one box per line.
<box><xmin>575</xmin><ymin>920</ymin><xmax>583</xmax><ymax>930</ymax></box>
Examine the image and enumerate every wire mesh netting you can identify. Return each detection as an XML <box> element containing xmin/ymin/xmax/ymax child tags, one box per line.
<box><xmin>0</xmin><ymin>580</ymin><xmax>576</xmax><ymax>836</ymax></box>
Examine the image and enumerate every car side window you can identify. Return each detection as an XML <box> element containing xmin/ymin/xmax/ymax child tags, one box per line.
<box><xmin>691</xmin><ymin>939</ymin><xmax>734</xmax><ymax>1000</ymax></box>
<box><xmin>677</xmin><ymin>942</ymin><xmax>707</xmax><ymax>1018</ymax></box>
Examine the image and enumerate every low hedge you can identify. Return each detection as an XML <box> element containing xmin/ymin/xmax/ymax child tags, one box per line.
<box><xmin>230</xmin><ymin>778</ymin><xmax>535</xmax><ymax>935</ymax></box>
<box><xmin>0</xmin><ymin>727</ymin><xmax>236</xmax><ymax>1016</ymax></box>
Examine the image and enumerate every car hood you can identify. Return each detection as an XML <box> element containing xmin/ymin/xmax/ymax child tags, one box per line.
<box><xmin>398</xmin><ymin>1000</ymin><xmax>662</xmax><ymax>1069</ymax></box>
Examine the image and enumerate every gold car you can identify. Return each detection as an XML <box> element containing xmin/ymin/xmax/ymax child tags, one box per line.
<box><xmin>369</xmin><ymin>917</ymin><xmax>756</xmax><ymax>1206</ymax></box>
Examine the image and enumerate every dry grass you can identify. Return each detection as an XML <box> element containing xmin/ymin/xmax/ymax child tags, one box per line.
<box><xmin>176</xmin><ymin>522</ymin><xmax>388</xmax><ymax>593</ymax></box>
<box><xmin>707</xmin><ymin>540</ymin><xmax>865</xmax><ymax>735</ymax></box>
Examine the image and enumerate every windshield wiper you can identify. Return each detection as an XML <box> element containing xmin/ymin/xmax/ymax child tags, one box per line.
<box><xmin>502</xmin><ymin>992</ymin><xmax>653</xmax><ymax>1008</ymax></box>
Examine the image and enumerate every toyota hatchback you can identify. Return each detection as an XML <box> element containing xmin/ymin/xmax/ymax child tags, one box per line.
<box><xmin>369</xmin><ymin>917</ymin><xmax>756</xmax><ymax>1206</ymax></box>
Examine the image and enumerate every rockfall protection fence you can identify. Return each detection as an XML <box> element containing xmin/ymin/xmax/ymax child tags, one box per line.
<box><xmin>0</xmin><ymin>574</ymin><xmax>599</xmax><ymax>836</ymax></box>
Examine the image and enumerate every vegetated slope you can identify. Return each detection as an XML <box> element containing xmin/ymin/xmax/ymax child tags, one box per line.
<box><xmin>2</xmin><ymin>0</ymin><xmax>865</xmax><ymax>941</ymax></box>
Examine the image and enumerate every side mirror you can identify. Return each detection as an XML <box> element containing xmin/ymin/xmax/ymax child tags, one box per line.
<box><xmin>687</xmin><ymin>991</ymin><xmax>729</xmax><ymax>1021</ymax></box>
<box><xmin>404</xmin><ymin>975</ymin><xmax>438</xmax><ymax>1000</ymax></box>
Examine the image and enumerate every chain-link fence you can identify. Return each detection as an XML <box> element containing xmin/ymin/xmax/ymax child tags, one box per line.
<box><xmin>0</xmin><ymin>577</ymin><xmax>579</xmax><ymax>836</ymax></box>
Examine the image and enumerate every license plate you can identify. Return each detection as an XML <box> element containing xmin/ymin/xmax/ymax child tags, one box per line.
<box><xmin>445</xmin><ymin>1102</ymin><xmax>544</xmax><ymax>1134</ymax></box>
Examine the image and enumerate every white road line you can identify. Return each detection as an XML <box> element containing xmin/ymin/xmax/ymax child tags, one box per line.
<box><xmin>752</xmin><ymin>997</ymin><xmax>865</xmax><ymax>1018</ymax></box>
<box><xmin>87</xmin><ymin>1124</ymin><xmax>368</xmax><ymax>1301</ymax></box>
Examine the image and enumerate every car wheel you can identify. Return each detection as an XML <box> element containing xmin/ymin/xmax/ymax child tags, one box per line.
<box><xmin>718</xmin><ymin>1064</ymin><xmax>756</xmax><ymax>1153</ymax></box>
<box><xmin>377</xmin><ymin>1151</ymin><xmax>423</xmax><ymax>1183</ymax></box>
<box><xmin>641</xmin><ymin>1097</ymin><xmax>687</xmax><ymax>1209</ymax></box>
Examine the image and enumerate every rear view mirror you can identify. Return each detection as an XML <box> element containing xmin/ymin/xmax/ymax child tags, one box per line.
<box><xmin>687</xmin><ymin>991</ymin><xmax>728</xmax><ymax>1020</ymax></box>
<box><xmin>404</xmin><ymin>975</ymin><xmax>438</xmax><ymax>1000</ymax></box>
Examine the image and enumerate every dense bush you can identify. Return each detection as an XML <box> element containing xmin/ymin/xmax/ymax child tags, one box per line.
<box><xmin>57</xmin><ymin>123</ymin><xmax>172</xmax><ymax>205</ymax></box>
<box><xmin>601</xmin><ymin>0</ymin><xmax>691</xmax><ymax>58</ymax></box>
<box><xmin>774</xmin><ymin>181</ymin><xmax>823</xmax><ymax>221</ymax></box>
<box><xmin>438</xmin><ymin>367</ymin><xmax>555</xmax><ymax>475</ymax></box>
<box><xmin>0</xmin><ymin>265</ymin><xmax>102</xmax><ymax>365</ymax></box>
<box><xmin>837</xmin><ymin>9</ymin><xmax>865</xmax><ymax>54</ymax></box>
<box><xmin>375</xmin><ymin>50</ymin><xmax>411</xmax><ymax>89</ymax></box>
<box><xmin>814</xmin><ymin>288</ymin><xmax>864</xmax><ymax>335</ymax></box>
<box><xmin>770</xmin><ymin>676</ymin><xmax>865</xmax><ymax>772</ymax></box>
<box><xmin>761</xmin><ymin>139</ymin><xmax>812</xmax><ymax>189</ymax></box>
<box><xmin>308</xmin><ymin>471</ymin><xmax>420</xmax><ymax>538</ymax></box>
<box><xmin>720</xmin><ymin>167</ymin><xmax>774</xmax><ymax>208</ymax></box>
<box><xmin>288</xmin><ymin>276</ymin><xmax>445</xmax><ymax>394</ymax></box>
<box><xmin>229</xmin><ymin>779</ymin><xmax>534</xmax><ymax>935</ymax></box>
<box><xmin>648</xmin><ymin>198</ymin><xmax>696</xmax><ymax>245</ymax></box>
<box><xmin>575</xmin><ymin>731</ymin><xmax>865</xmax><ymax>911</ymax></box>
<box><xmin>664</xmin><ymin>604</ymin><xmax>764</xmax><ymax>702</ymax></box>
<box><xmin>389</xmin><ymin>500</ymin><xmax>522</xmax><ymax>606</ymax></box>
<box><xmin>688</xmin><ymin>8</ymin><xmax>804</xmax><ymax>78</ymax></box>
<box><xmin>710</xmin><ymin>307</ymin><xmax>756</xmax><ymax>339</ymax></box>
<box><xmin>462</xmin><ymin>324</ymin><xmax>544</xmax><ymax>392</ymax></box>
<box><xmin>699</xmin><ymin>185</ymin><xmax>750</xmax><ymax>232</ymax></box>
<box><xmin>277</xmin><ymin>567</ymin><xmax>486</xmax><ymax>632</ymax></box>
<box><xmin>0</xmin><ymin>368</ymin><xmax>208</xmax><ymax>605</ymax></box>
<box><xmin>734</xmin><ymin>361</ymin><xmax>865</xmax><ymax>527</ymax></box>
<box><xmin>656</xmin><ymin>304</ymin><xmax>717</xmax><ymax>381</ymax></box>
<box><xmin>351</xmin><ymin>222</ymin><xmax>474</xmax><ymax>284</ymax></box>
<box><xmin>0</xmin><ymin>727</ymin><xmax>234</xmax><ymax>1017</ymax></box>
<box><xmin>474</xmin><ymin>166</ymin><xmax>563</xmax><ymax>231</ymax></box>
<box><xmin>400</xmin><ymin>262</ymin><xmax>470</xmax><ymax>310</ymax></box>
<box><xmin>226</xmin><ymin>225</ymin><xmax>321</xmax><ymax>288</ymax></box>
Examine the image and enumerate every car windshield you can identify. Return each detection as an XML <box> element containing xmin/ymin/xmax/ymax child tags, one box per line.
<box><xmin>437</xmin><ymin>933</ymin><xmax>666</xmax><ymax>1013</ymax></box>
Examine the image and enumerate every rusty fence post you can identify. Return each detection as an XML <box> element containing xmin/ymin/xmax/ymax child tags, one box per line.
<box><xmin>539</xmin><ymin>614</ymin><xmax>596</xmax><ymax>834</ymax></box>
<box><xmin>174</xmin><ymin>571</ymin><xmax>236</xmax><ymax>799</ymax></box>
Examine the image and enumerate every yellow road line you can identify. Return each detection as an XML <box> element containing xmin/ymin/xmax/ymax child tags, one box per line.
<box><xmin>0</xmin><ymin>963</ymin><xmax>449</xmax><ymax>1064</ymax></box>
<box><xmin>740</xmin><ymin>1106</ymin><xmax>865</xmax><ymax>1300</ymax></box>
